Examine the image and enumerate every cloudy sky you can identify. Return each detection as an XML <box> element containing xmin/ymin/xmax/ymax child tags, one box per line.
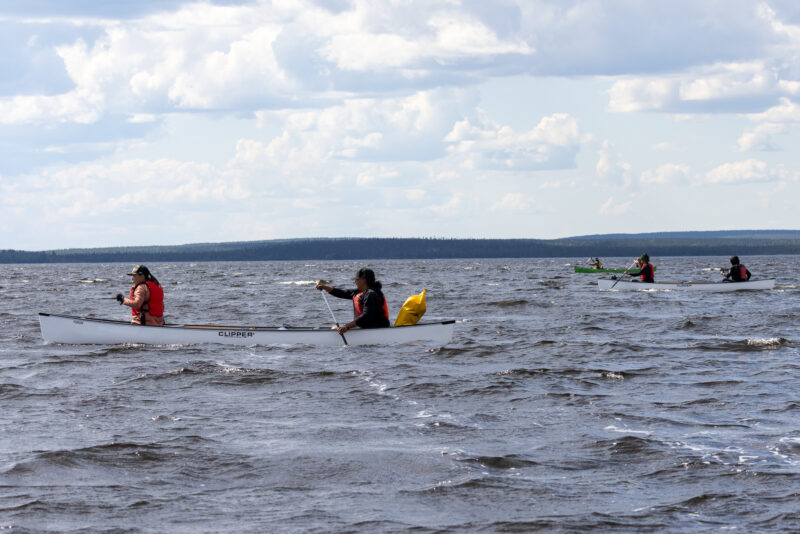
<box><xmin>3</xmin><ymin>0</ymin><xmax>800</xmax><ymax>250</ymax></box>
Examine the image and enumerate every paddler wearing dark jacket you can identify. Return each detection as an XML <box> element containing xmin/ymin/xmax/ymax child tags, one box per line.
<box><xmin>723</xmin><ymin>255</ymin><xmax>752</xmax><ymax>282</ymax></box>
<box><xmin>316</xmin><ymin>267</ymin><xmax>390</xmax><ymax>334</ymax></box>
<box><xmin>627</xmin><ymin>254</ymin><xmax>655</xmax><ymax>283</ymax></box>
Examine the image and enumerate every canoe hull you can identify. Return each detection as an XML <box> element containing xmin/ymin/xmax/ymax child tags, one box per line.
<box><xmin>597</xmin><ymin>279</ymin><xmax>775</xmax><ymax>291</ymax></box>
<box><xmin>39</xmin><ymin>313</ymin><xmax>455</xmax><ymax>347</ymax></box>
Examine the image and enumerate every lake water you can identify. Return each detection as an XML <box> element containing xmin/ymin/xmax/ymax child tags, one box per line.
<box><xmin>1</xmin><ymin>257</ymin><xmax>799</xmax><ymax>532</ymax></box>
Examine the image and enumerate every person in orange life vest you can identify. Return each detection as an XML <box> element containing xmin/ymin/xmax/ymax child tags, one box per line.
<box><xmin>315</xmin><ymin>267</ymin><xmax>389</xmax><ymax>334</ymax></box>
<box><xmin>627</xmin><ymin>253</ymin><xmax>655</xmax><ymax>283</ymax></box>
<box><xmin>115</xmin><ymin>265</ymin><xmax>164</xmax><ymax>326</ymax></box>
<box><xmin>723</xmin><ymin>256</ymin><xmax>751</xmax><ymax>282</ymax></box>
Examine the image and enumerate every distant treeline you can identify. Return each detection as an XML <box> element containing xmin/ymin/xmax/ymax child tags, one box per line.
<box><xmin>3</xmin><ymin>231</ymin><xmax>800</xmax><ymax>263</ymax></box>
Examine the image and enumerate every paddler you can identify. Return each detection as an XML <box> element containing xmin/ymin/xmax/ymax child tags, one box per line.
<box><xmin>626</xmin><ymin>254</ymin><xmax>654</xmax><ymax>283</ymax></box>
<box><xmin>723</xmin><ymin>255</ymin><xmax>751</xmax><ymax>282</ymax></box>
<box><xmin>315</xmin><ymin>267</ymin><xmax>390</xmax><ymax>334</ymax></box>
<box><xmin>116</xmin><ymin>265</ymin><xmax>164</xmax><ymax>326</ymax></box>
<box><xmin>585</xmin><ymin>257</ymin><xmax>603</xmax><ymax>269</ymax></box>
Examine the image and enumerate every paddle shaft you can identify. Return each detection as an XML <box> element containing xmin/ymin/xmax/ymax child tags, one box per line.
<box><xmin>321</xmin><ymin>289</ymin><xmax>348</xmax><ymax>345</ymax></box>
<box><xmin>610</xmin><ymin>259</ymin><xmax>639</xmax><ymax>288</ymax></box>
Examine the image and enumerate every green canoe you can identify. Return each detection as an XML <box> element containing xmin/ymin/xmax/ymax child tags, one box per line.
<box><xmin>574</xmin><ymin>266</ymin><xmax>656</xmax><ymax>274</ymax></box>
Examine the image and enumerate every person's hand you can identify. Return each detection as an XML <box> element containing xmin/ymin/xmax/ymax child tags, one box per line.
<box><xmin>337</xmin><ymin>324</ymin><xmax>350</xmax><ymax>334</ymax></box>
<box><xmin>116</xmin><ymin>293</ymin><xmax>124</xmax><ymax>304</ymax></box>
<box><xmin>315</xmin><ymin>282</ymin><xmax>330</xmax><ymax>291</ymax></box>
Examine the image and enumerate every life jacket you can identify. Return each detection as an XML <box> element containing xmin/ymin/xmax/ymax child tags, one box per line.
<box><xmin>129</xmin><ymin>281</ymin><xmax>164</xmax><ymax>319</ymax></box>
<box><xmin>353</xmin><ymin>290</ymin><xmax>389</xmax><ymax>321</ymax></box>
<box><xmin>145</xmin><ymin>281</ymin><xmax>164</xmax><ymax>316</ymax></box>
<box><xmin>640</xmin><ymin>263</ymin><xmax>654</xmax><ymax>282</ymax></box>
<box><xmin>732</xmin><ymin>264</ymin><xmax>748</xmax><ymax>281</ymax></box>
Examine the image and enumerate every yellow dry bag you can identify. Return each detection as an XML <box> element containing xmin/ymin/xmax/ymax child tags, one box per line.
<box><xmin>394</xmin><ymin>289</ymin><xmax>427</xmax><ymax>327</ymax></box>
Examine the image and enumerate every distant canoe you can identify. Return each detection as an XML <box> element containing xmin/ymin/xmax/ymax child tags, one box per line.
<box><xmin>574</xmin><ymin>266</ymin><xmax>655</xmax><ymax>274</ymax></box>
<box><xmin>597</xmin><ymin>279</ymin><xmax>775</xmax><ymax>292</ymax></box>
<box><xmin>39</xmin><ymin>313</ymin><xmax>456</xmax><ymax>347</ymax></box>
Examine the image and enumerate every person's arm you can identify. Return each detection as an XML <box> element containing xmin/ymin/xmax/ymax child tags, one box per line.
<box><xmin>315</xmin><ymin>282</ymin><xmax>357</xmax><ymax>300</ymax></box>
<box><xmin>336</xmin><ymin>291</ymin><xmax>371</xmax><ymax>332</ymax></box>
<box><xmin>746</xmin><ymin>268</ymin><xmax>752</xmax><ymax>280</ymax></box>
<box><xmin>123</xmin><ymin>285</ymin><xmax>148</xmax><ymax>309</ymax></box>
<box><xmin>329</xmin><ymin>287</ymin><xmax>357</xmax><ymax>300</ymax></box>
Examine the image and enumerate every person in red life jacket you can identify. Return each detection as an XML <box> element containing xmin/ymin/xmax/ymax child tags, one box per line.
<box><xmin>315</xmin><ymin>267</ymin><xmax>390</xmax><ymax>334</ymax></box>
<box><xmin>626</xmin><ymin>253</ymin><xmax>655</xmax><ymax>283</ymax></box>
<box><xmin>723</xmin><ymin>255</ymin><xmax>751</xmax><ymax>282</ymax></box>
<box><xmin>116</xmin><ymin>265</ymin><xmax>164</xmax><ymax>326</ymax></box>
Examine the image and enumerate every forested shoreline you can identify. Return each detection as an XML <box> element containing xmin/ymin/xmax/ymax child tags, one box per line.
<box><xmin>3</xmin><ymin>231</ymin><xmax>800</xmax><ymax>263</ymax></box>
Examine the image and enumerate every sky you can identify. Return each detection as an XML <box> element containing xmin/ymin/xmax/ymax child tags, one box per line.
<box><xmin>3</xmin><ymin>0</ymin><xmax>800</xmax><ymax>250</ymax></box>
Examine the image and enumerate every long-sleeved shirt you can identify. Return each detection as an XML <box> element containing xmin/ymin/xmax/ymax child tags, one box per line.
<box><xmin>329</xmin><ymin>287</ymin><xmax>389</xmax><ymax>328</ymax></box>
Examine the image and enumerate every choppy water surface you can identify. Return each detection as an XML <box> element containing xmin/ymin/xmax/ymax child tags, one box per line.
<box><xmin>1</xmin><ymin>257</ymin><xmax>799</xmax><ymax>532</ymax></box>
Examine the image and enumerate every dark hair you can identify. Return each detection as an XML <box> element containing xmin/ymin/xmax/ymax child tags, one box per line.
<box><xmin>356</xmin><ymin>267</ymin><xmax>382</xmax><ymax>291</ymax></box>
<box><xmin>730</xmin><ymin>256</ymin><xmax>740</xmax><ymax>265</ymax></box>
<box><xmin>137</xmin><ymin>266</ymin><xmax>161</xmax><ymax>286</ymax></box>
<box><xmin>639</xmin><ymin>253</ymin><xmax>649</xmax><ymax>263</ymax></box>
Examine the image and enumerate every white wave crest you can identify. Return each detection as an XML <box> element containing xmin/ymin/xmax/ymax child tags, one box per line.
<box><xmin>746</xmin><ymin>337</ymin><xmax>783</xmax><ymax>346</ymax></box>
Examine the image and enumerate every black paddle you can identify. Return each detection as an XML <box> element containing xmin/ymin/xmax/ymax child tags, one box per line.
<box><xmin>610</xmin><ymin>259</ymin><xmax>638</xmax><ymax>289</ymax></box>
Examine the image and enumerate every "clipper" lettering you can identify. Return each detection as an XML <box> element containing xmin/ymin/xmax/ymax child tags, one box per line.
<box><xmin>218</xmin><ymin>331</ymin><xmax>255</xmax><ymax>338</ymax></box>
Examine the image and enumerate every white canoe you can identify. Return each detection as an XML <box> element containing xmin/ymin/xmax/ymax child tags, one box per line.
<box><xmin>597</xmin><ymin>278</ymin><xmax>775</xmax><ymax>292</ymax></box>
<box><xmin>39</xmin><ymin>313</ymin><xmax>456</xmax><ymax>347</ymax></box>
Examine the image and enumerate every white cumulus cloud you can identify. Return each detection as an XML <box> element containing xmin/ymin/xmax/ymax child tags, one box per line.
<box><xmin>704</xmin><ymin>159</ymin><xmax>798</xmax><ymax>184</ymax></box>
<box><xmin>446</xmin><ymin>112</ymin><xmax>588</xmax><ymax>171</ymax></box>
<box><xmin>598</xmin><ymin>196</ymin><xmax>632</xmax><ymax>216</ymax></box>
<box><xmin>596</xmin><ymin>140</ymin><xmax>632</xmax><ymax>187</ymax></box>
<box><xmin>640</xmin><ymin>163</ymin><xmax>691</xmax><ymax>185</ymax></box>
<box><xmin>489</xmin><ymin>193</ymin><xmax>534</xmax><ymax>212</ymax></box>
<box><xmin>737</xmin><ymin>97</ymin><xmax>800</xmax><ymax>151</ymax></box>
